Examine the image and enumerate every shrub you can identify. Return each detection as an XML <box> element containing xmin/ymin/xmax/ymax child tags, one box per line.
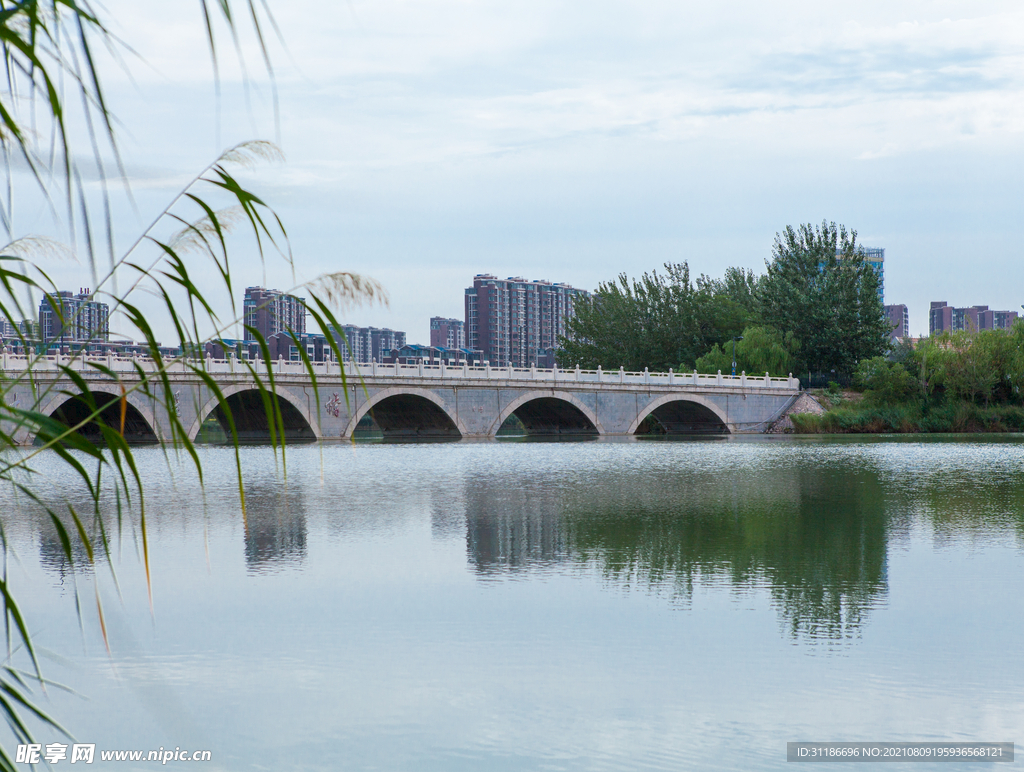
<box><xmin>854</xmin><ymin>357</ymin><xmax>916</xmax><ymax>402</ymax></box>
<box><xmin>694</xmin><ymin>325</ymin><xmax>798</xmax><ymax>377</ymax></box>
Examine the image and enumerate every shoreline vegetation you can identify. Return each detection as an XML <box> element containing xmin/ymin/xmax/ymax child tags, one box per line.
<box><xmin>791</xmin><ymin>397</ymin><xmax>1024</xmax><ymax>434</ymax></box>
<box><xmin>791</xmin><ymin>326</ymin><xmax>1024</xmax><ymax>434</ymax></box>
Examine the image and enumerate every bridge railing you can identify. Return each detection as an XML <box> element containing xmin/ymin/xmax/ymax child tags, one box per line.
<box><xmin>1</xmin><ymin>351</ymin><xmax>799</xmax><ymax>389</ymax></box>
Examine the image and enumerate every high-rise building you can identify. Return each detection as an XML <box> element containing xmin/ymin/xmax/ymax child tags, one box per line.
<box><xmin>329</xmin><ymin>324</ymin><xmax>367</xmax><ymax>363</ymax></box>
<box><xmin>464</xmin><ymin>275</ymin><xmax>589</xmax><ymax>367</ymax></box>
<box><xmin>243</xmin><ymin>287</ymin><xmax>306</xmax><ymax>340</ymax></box>
<box><xmin>884</xmin><ymin>304</ymin><xmax>909</xmax><ymax>339</ymax></box>
<box><xmin>0</xmin><ymin>318</ymin><xmax>20</xmax><ymax>338</ymax></box>
<box><xmin>930</xmin><ymin>301</ymin><xmax>1019</xmax><ymax>335</ymax></box>
<box><xmin>370</xmin><ymin>328</ymin><xmax>405</xmax><ymax>361</ymax></box>
<box><xmin>838</xmin><ymin>246</ymin><xmax>884</xmax><ymax>303</ymax></box>
<box><xmin>327</xmin><ymin>324</ymin><xmax>406</xmax><ymax>362</ymax></box>
<box><xmin>430</xmin><ymin>317</ymin><xmax>465</xmax><ymax>349</ymax></box>
<box><xmin>38</xmin><ymin>289</ymin><xmax>109</xmax><ymax>346</ymax></box>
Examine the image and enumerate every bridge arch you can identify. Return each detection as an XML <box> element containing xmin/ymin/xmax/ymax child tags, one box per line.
<box><xmin>189</xmin><ymin>383</ymin><xmax>321</xmax><ymax>442</ymax></box>
<box><xmin>36</xmin><ymin>384</ymin><xmax>159</xmax><ymax>443</ymax></box>
<box><xmin>344</xmin><ymin>387</ymin><xmax>467</xmax><ymax>438</ymax></box>
<box><xmin>628</xmin><ymin>393</ymin><xmax>732</xmax><ymax>435</ymax></box>
<box><xmin>490</xmin><ymin>391</ymin><xmax>603</xmax><ymax>436</ymax></box>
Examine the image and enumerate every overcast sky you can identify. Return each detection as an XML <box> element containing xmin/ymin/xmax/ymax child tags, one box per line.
<box><xmin>15</xmin><ymin>0</ymin><xmax>1024</xmax><ymax>342</ymax></box>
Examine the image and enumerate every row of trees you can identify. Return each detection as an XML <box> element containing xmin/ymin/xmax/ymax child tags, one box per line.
<box><xmin>559</xmin><ymin>222</ymin><xmax>893</xmax><ymax>376</ymax></box>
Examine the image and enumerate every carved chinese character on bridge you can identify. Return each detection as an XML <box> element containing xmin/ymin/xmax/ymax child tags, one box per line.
<box><xmin>326</xmin><ymin>392</ymin><xmax>342</xmax><ymax>418</ymax></box>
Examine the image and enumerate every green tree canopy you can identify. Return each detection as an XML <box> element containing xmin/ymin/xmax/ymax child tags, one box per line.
<box><xmin>907</xmin><ymin>327</ymin><xmax>1024</xmax><ymax>406</ymax></box>
<box><xmin>758</xmin><ymin>221</ymin><xmax>890</xmax><ymax>375</ymax></box>
<box><xmin>695</xmin><ymin>325</ymin><xmax>800</xmax><ymax>377</ymax></box>
<box><xmin>557</xmin><ymin>222</ymin><xmax>891</xmax><ymax>376</ymax></box>
<box><xmin>854</xmin><ymin>357</ymin><xmax>917</xmax><ymax>403</ymax></box>
<box><xmin>558</xmin><ymin>262</ymin><xmax>749</xmax><ymax>371</ymax></box>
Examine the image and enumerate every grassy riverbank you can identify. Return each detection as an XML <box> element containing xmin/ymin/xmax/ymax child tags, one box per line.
<box><xmin>792</xmin><ymin>398</ymin><xmax>1024</xmax><ymax>434</ymax></box>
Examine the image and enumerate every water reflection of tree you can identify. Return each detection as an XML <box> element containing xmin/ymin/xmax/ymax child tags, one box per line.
<box><xmin>917</xmin><ymin>474</ymin><xmax>1024</xmax><ymax>544</ymax></box>
<box><xmin>243</xmin><ymin>486</ymin><xmax>307</xmax><ymax>574</ymax></box>
<box><xmin>39</xmin><ymin>530</ymin><xmax>95</xmax><ymax>583</ymax></box>
<box><xmin>464</xmin><ymin>464</ymin><xmax>889</xmax><ymax>642</ymax></box>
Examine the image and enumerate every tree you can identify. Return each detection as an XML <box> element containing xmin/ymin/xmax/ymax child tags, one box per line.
<box><xmin>695</xmin><ymin>325</ymin><xmax>799</xmax><ymax>377</ymax></box>
<box><xmin>558</xmin><ymin>262</ymin><xmax>748</xmax><ymax>371</ymax></box>
<box><xmin>758</xmin><ymin>221</ymin><xmax>890</xmax><ymax>375</ymax></box>
<box><xmin>940</xmin><ymin>330</ymin><xmax>1023</xmax><ymax>406</ymax></box>
<box><xmin>854</xmin><ymin>357</ymin><xmax>917</xmax><ymax>402</ymax></box>
<box><xmin>699</xmin><ymin>266</ymin><xmax>762</xmax><ymax>317</ymax></box>
<box><xmin>908</xmin><ymin>336</ymin><xmax>953</xmax><ymax>399</ymax></box>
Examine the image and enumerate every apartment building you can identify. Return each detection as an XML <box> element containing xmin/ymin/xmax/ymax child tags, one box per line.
<box><xmin>464</xmin><ymin>275</ymin><xmax>588</xmax><ymax>367</ymax></box>
<box><xmin>430</xmin><ymin>317</ymin><xmax>465</xmax><ymax>349</ymax></box>
<box><xmin>38</xmin><ymin>289</ymin><xmax>109</xmax><ymax>346</ymax></box>
<box><xmin>884</xmin><ymin>304</ymin><xmax>909</xmax><ymax>339</ymax></box>
<box><xmin>327</xmin><ymin>325</ymin><xmax>406</xmax><ymax>363</ymax></box>
<box><xmin>930</xmin><ymin>302</ymin><xmax>1019</xmax><ymax>335</ymax></box>
<box><xmin>243</xmin><ymin>287</ymin><xmax>306</xmax><ymax>340</ymax></box>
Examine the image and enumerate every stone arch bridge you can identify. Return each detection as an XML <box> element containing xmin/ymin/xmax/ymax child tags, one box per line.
<box><xmin>2</xmin><ymin>354</ymin><xmax>800</xmax><ymax>443</ymax></box>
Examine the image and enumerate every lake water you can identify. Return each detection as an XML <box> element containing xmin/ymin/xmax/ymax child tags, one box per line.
<box><xmin>3</xmin><ymin>436</ymin><xmax>1023</xmax><ymax>770</ymax></box>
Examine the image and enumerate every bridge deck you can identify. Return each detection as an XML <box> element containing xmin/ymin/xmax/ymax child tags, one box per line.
<box><xmin>1</xmin><ymin>353</ymin><xmax>798</xmax><ymax>391</ymax></box>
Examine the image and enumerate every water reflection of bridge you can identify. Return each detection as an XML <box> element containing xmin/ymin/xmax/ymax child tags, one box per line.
<box><xmin>462</xmin><ymin>463</ymin><xmax>889</xmax><ymax>642</ymax></box>
<box><xmin>243</xmin><ymin>486</ymin><xmax>307</xmax><ymax>573</ymax></box>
